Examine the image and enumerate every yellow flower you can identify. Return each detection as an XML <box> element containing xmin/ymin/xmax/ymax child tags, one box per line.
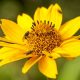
<box><xmin>0</xmin><ymin>3</ymin><xmax>80</xmax><ymax>78</ymax></box>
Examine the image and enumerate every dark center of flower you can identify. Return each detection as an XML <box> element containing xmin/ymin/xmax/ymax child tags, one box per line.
<box><xmin>24</xmin><ymin>21</ymin><xmax>62</xmax><ymax>55</ymax></box>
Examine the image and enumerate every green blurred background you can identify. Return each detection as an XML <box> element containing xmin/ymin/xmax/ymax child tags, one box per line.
<box><xmin>0</xmin><ymin>0</ymin><xmax>80</xmax><ymax>80</ymax></box>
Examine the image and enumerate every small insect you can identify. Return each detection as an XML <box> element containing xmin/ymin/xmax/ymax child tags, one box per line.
<box><xmin>57</xmin><ymin>9</ymin><xmax>62</xmax><ymax>14</ymax></box>
<box><xmin>24</xmin><ymin>31</ymin><xmax>29</xmax><ymax>39</ymax></box>
<box><xmin>25</xmin><ymin>50</ymin><xmax>33</xmax><ymax>55</ymax></box>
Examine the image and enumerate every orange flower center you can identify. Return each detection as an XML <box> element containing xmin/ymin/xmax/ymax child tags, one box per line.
<box><xmin>24</xmin><ymin>21</ymin><xmax>62</xmax><ymax>55</ymax></box>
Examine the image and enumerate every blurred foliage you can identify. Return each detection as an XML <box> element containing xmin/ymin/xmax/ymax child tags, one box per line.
<box><xmin>0</xmin><ymin>0</ymin><xmax>80</xmax><ymax>80</ymax></box>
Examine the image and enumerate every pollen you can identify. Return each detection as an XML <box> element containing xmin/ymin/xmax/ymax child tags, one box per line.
<box><xmin>25</xmin><ymin>21</ymin><xmax>62</xmax><ymax>55</ymax></box>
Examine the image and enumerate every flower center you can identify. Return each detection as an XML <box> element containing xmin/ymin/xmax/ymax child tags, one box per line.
<box><xmin>24</xmin><ymin>21</ymin><xmax>62</xmax><ymax>55</ymax></box>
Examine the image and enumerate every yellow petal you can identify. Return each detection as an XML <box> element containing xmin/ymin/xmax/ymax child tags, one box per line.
<box><xmin>59</xmin><ymin>16</ymin><xmax>80</xmax><ymax>40</ymax></box>
<box><xmin>0</xmin><ymin>47</ymin><xmax>13</xmax><ymax>59</ymax></box>
<box><xmin>22</xmin><ymin>56</ymin><xmax>42</xmax><ymax>74</ymax></box>
<box><xmin>42</xmin><ymin>51</ymin><xmax>60</xmax><ymax>59</ymax></box>
<box><xmin>0</xmin><ymin>41</ymin><xmax>28</xmax><ymax>51</ymax></box>
<box><xmin>51</xmin><ymin>52</ymin><xmax>61</xmax><ymax>59</ymax></box>
<box><xmin>60</xmin><ymin>37</ymin><xmax>79</xmax><ymax>45</ymax></box>
<box><xmin>34</xmin><ymin>8</ymin><xmax>40</xmax><ymax>23</ymax></box>
<box><xmin>39</xmin><ymin>7</ymin><xmax>47</xmax><ymax>22</ymax></box>
<box><xmin>1</xmin><ymin>19</ymin><xmax>25</xmax><ymax>43</ymax></box>
<box><xmin>54</xmin><ymin>40</ymin><xmax>80</xmax><ymax>58</ymax></box>
<box><xmin>61</xmin><ymin>40</ymin><xmax>80</xmax><ymax>57</ymax></box>
<box><xmin>34</xmin><ymin>7</ymin><xmax>47</xmax><ymax>23</ymax></box>
<box><xmin>0</xmin><ymin>49</ymin><xmax>32</xmax><ymax>67</ymax></box>
<box><xmin>0</xmin><ymin>37</ymin><xmax>25</xmax><ymax>44</ymax></box>
<box><xmin>45</xmin><ymin>4</ymin><xmax>53</xmax><ymax>22</ymax></box>
<box><xmin>47</xmin><ymin>4</ymin><xmax>62</xmax><ymax>31</ymax></box>
<box><xmin>17</xmin><ymin>13</ymin><xmax>33</xmax><ymax>32</ymax></box>
<box><xmin>0</xmin><ymin>47</ymin><xmax>25</xmax><ymax>59</ymax></box>
<box><xmin>38</xmin><ymin>56</ymin><xmax>58</xmax><ymax>78</ymax></box>
<box><xmin>0</xmin><ymin>47</ymin><xmax>15</xmax><ymax>59</ymax></box>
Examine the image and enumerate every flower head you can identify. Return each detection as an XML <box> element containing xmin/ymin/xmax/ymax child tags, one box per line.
<box><xmin>0</xmin><ymin>3</ymin><xmax>80</xmax><ymax>78</ymax></box>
